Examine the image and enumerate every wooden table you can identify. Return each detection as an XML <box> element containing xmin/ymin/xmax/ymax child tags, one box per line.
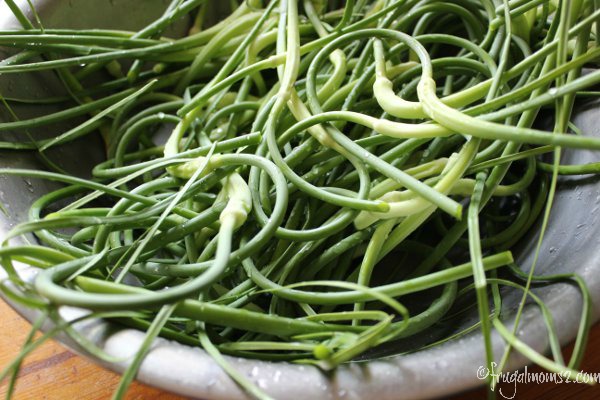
<box><xmin>1</xmin><ymin>299</ymin><xmax>598</xmax><ymax>399</ymax></box>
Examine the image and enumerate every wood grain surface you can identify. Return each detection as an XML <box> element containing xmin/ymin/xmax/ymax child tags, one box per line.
<box><xmin>0</xmin><ymin>299</ymin><xmax>598</xmax><ymax>399</ymax></box>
